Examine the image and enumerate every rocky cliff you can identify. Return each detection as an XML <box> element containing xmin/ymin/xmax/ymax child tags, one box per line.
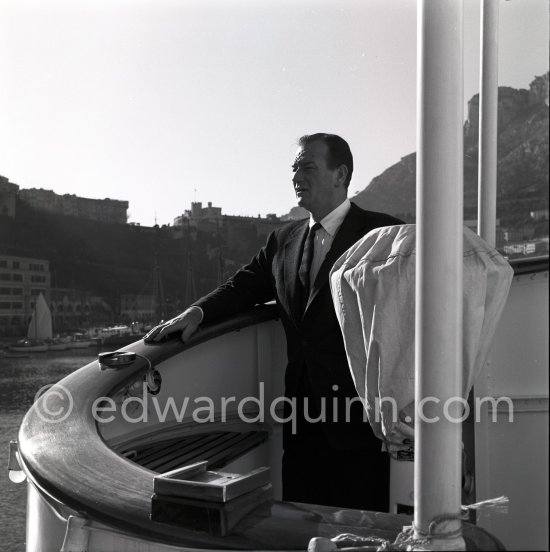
<box><xmin>351</xmin><ymin>73</ymin><xmax>548</xmax><ymax>230</ymax></box>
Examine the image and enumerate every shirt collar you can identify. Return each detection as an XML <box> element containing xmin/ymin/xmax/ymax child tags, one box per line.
<box><xmin>309</xmin><ymin>198</ymin><xmax>351</xmax><ymax>236</ymax></box>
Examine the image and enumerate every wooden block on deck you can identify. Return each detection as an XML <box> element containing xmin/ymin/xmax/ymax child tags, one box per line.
<box><xmin>150</xmin><ymin>483</ymin><xmax>273</xmax><ymax>536</ymax></box>
<box><xmin>153</xmin><ymin>461</ymin><xmax>270</xmax><ymax>502</ymax></box>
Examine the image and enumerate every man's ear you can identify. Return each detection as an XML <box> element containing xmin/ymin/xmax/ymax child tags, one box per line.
<box><xmin>335</xmin><ymin>164</ymin><xmax>348</xmax><ymax>187</ymax></box>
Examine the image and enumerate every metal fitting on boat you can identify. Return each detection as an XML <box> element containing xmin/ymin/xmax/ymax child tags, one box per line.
<box><xmin>144</xmin><ymin>368</ymin><xmax>162</xmax><ymax>395</ymax></box>
<box><xmin>98</xmin><ymin>351</ymin><xmax>137</xmax><ymax>370</ymax></box>
<box><xmin>8</xmin><ymin>440</ymin><xmax>26</xmax><ymax>483</ymax></box>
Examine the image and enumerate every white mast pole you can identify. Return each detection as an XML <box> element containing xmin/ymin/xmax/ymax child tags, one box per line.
<box><xmin>478</xmin><ymin>0</ymin><xmax>499</xmax><ymax>247</ymax></box>
<box><xmin>416</xmin><ymin>1</ymin><xmax>465</xmax><ymax>549</ymax></box>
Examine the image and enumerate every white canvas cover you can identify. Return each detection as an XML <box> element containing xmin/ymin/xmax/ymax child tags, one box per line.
<box><xmin>329</xmin><ymin>224</ymin><xmax>514</xmax><ymax>456</ymax></box>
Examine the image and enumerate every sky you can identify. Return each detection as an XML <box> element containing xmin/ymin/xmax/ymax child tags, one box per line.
<box><xmin>0</xmin><ymin>0</ymin><xmax>548</xmax><ymax>227</ymax></box>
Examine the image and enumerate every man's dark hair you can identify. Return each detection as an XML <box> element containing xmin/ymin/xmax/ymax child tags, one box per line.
<box><xmin>297</xmin><ymin>133</ymin><xmax>354</xmax><ymax>188</ymax></box>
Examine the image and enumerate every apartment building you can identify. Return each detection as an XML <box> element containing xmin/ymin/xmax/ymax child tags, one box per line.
<box><xmin>0</xmin><ymin>255</ymin><xmax>51</xmax><ymax>336</ymax></box>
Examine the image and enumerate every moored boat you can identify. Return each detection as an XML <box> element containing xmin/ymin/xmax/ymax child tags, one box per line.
<box><xmin>67</xmin><ymin>333</ymin><xmax>95</xmax><ymax>348</ymax></box>
<box><xmin>100</xmin><ymin>324</ymin><xmax>146</xmax><ymax>347</ymax></box>
<box><xmin>9</xmin><ymin>339</ymin><xmax>49</xmax><ymax>353</ymax></box>
<box><xmin>46</xmin><ymin>339</ymin><xmax>68</xmax><ymax>351</ymax></box>
<box><xmin>102</xmin><ymin>332</ymin><xmax>145</xmax><ymax>347</ymax></box>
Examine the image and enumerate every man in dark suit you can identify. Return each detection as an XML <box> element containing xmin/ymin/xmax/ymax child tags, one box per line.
<box><xmin>148</xmin><ymin>133</ymin><xmax>403</xmax><ymax>511</ymax></box>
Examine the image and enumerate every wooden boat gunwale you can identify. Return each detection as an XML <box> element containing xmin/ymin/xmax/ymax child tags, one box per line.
<box><xmin>18</xmin><ymin>303</ymin><xmax>285</xmax><ymax>548</ymax></box>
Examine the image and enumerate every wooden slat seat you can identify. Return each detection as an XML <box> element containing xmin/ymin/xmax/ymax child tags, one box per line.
<box><xmin>118</xmin><ymin>431</ymin><xmax>268</xmax><ymax>474</ymax></box>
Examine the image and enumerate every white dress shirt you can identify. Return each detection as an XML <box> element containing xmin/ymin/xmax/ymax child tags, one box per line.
<box><xmin>308</xmin><ymin>198</ymin><xmax>351</xmax><ymax>287</ymax></box>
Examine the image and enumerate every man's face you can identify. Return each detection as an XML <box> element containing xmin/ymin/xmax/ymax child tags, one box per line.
<box><xmin>292</xmin><ymin>140</ymin><xmax>343</xmax><ymax>219</ymax></box>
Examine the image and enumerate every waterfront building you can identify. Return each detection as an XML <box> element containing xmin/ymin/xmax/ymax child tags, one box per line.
<box><xmin>0</xmin><ymin>254</ymin><xmax>50</xmax><ymax>336</ymax></box>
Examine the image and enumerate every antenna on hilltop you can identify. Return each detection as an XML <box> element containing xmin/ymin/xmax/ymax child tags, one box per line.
<box><xmin>154</xmin><ymin>209</ymin><xmax>158</xmax><ymax>226</ymax></box>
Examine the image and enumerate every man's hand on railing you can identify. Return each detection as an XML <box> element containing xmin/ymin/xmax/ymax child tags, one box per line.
<box><xmin>144</xmin><ymin>307</ymin><xmax>203</xmax><ymax>343</ymax></box>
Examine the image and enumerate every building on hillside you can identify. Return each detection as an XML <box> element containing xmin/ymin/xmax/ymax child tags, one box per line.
<box><xmin>18</xmin><ymin>188</ymin><xmax>128</xmax><ymax>224</ymax></box>
<box><xmin>0</xmin><ymin>176</ymin><xmax>19</xmax><ymax>218</ymax></box>
<box><xmin>172</xmin><ymin>201</ymin><xmax>286</xmax><ymax>238</ymax></box>
<box><xmin>173</xmin><ymin>201</ymin><xmax>223</xmax><ymax>227</ymax></box>
<box><xmin>0</xmin><ymin>255</ymin><xmax>50</xmax><ymax>337</ymax></box>
<box><xmin>50</xmin><ymin>288</ymin><xmax>113</xmax><ymax>332</ymax></box>
<box><xmin>171</xmin><ymin>202</ymin><xmax>287</xmax><ymax>269</ymax></box>
<box><xmin>120</xmin><ymin>293</ymin><xmax>156</xmax><ymax>323</ymax></box>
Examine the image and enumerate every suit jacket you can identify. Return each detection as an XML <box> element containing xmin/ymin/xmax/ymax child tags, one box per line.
<box><xmin>194</xmin><ymin>202</ymin><xmax>403</xmax><ymax>451</ymax></box>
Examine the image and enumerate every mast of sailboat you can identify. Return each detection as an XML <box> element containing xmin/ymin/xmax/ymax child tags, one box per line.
<box><xmin>184</xmin><ymin>218</ymin><xmax>197</xmax><ymax>304</ymax></box>
<box><xmin>415</xmin><ymin>0</ymin><xmax>465</xmax><ymax>549</ymax></box>
<box><xmin>478</xmin><ymin>0</ymin><xmax>499</xmax><ymax>247</ymax></box>
<box><xmin>153</xmin><ymin>252</ymin><xmax>166</xmax><ymax>321</ymax></box>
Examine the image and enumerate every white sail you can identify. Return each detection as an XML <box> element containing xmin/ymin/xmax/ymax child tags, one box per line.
<box><xmin>27</xmin><ymin>293</ymin><xmax>53</xmax><ymax>340</ymax></box>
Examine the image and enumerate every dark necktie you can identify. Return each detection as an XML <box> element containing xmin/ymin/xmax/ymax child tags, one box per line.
<box><xmin>298</xmin><ymin>222</ymin><xmax>322</xmax><ymax>302</ymax></box>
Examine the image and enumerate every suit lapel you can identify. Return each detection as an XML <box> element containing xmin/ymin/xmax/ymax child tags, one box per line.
<box><xmin>283</xmin><ymin>220</ymin><xmax>309</xmax><ymax>324</ymax></box>
<box><xmin>304</xmin><ymin>204</ymin><xmax>367</xmax><ymax>315</ymax></box>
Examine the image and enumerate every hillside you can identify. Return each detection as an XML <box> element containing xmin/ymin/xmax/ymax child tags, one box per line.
<box><xmin>352</xmin><ymin>73</ymin><xmax>549</xmax><ymax>230</ymax></box>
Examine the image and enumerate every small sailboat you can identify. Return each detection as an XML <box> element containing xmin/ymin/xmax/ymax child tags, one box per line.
<box><xmin>9</xmin><ymin>293</ymin><xmax>52</xmax><ymax>353</ymax></box>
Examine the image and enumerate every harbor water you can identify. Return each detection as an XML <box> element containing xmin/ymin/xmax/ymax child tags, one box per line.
<box><xmin>0</xmin><ymin>348</ymin><xmax>100</xmax><ymax>552</ymax></box>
